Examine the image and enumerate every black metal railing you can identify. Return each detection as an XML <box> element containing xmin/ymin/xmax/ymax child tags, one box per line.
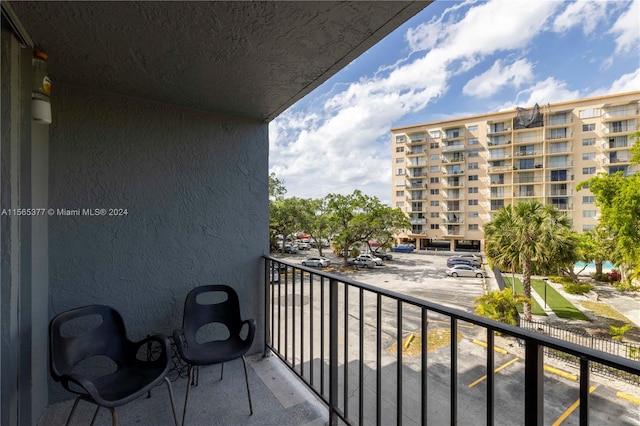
<box><xmin>519</xmin><ymin>319</ymin><xmax>640</xmax><ymax>385</ymax></box>
<box><xmin>263</xmin><ymin>256</ymin><xmax>640</xmax><ymax>426</ymax></box>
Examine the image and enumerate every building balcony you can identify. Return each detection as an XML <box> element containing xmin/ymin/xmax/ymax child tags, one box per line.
<box><xmin>487</xmin><ymin>124</ymin><xmax>511</xmax><ymax>134</ymax></box>
<box><xmin>606</xmin><ymin>156</ymin><xmax>632</xmax><ymax>164</ymax></box>
<box><xmin>601</xmin><ymin>108</ymin><xmax>639</xmax><ymax>122</ymax></box>
<box><xmin>546</xmin><ymin>131</ymin><xmax>573</xmax><ymax>140</ymax></box>
<box><xmin>487</xmin><ymin>140</ymin><xmax>511</xmax><ymax>146</ymax></box>
<box><xmin>406</xmin><ymin>161</ymin><xmax>427</xmax><ymax>168</ymax></box>
<box><xmin>406</xmin><ymin>194</ymin><xmax>427</xmax><ymax>201</ymax></box>
<box><xmin>443</xmin><ymin>168</ymin><xmax>465</xmax><ymax>175</ymax></box>
<box><xmin>408</xmin><ymin>172</ymin><xmax>428</xmax><ymax>178</ymax></box>
<box><xmin>602</xmin><ymin>141</ymin><xmax>630</xmax><ymax>150</ymax></box>
<box><xmin>546</xmin><ymin>160</ymin><xmax>574</xmax><ymax>169</ymax></box>
<box><xmin>603</xmin><ymin>123</ymin><xmax>636</xmax><ymax>135</ymax></box>
<box><xmin>546</xmin><ymin>116</ymin><xmax>573</xmax><ymax>127</ymax></box>
<box><xmin>406</xmin><ymin>148</ymin><xmax>427</xmax><ymax>156</ymax></box>
<box><xmin>441</xmin><ymin>144</ymin><xmax>466</xmax><ymax>152</ymax></box>
<box><xmin>410</xmin><ymin>218</ymin><xmax>427</xmax><ymax>225</ymax></box>
<box><xmin>443</xmin><ymin>179</ymin><xmax>465</xmax><ymax>188</ymax></box>
<box><xmin>406</xmin><ymin>136</ymin><xmax>427</xmax><ymax>144</ymax></box>
<box><xmin>548</xmin><ymin>188</ymin><xmax>574</xmax><ymax>196</ymax></box>
<box><xmin>513</xmin><ymin>191</ymin><xmax>538</xmax><ymax>198</ymax></box>
<box><xmin>39</xmin><ymin>258</ymin><xmax>640</xmax><ymax>426</ymax></box>
<box><xmin>442</xmin><ymin>156</ymin><xmax>465</xmax><ymax>163</ymax></box>
<box><xmin>443</xmin><ymin>205</ymin><xmax>464</xmax><ymax>212</ymax></box>
<box><xmin>514</xmin><ymin>150</ymin><xmax>542</xmax><ymax>157</ymax></box>
<box><xmin>442</xmin><ymin>217</ymin><xmax>464</xmax><ymax>224</ymax></box>
<box><xmin>444</xmin><ymin>228</ymin><xmax>465</xmax><ymax>237</ymax></box>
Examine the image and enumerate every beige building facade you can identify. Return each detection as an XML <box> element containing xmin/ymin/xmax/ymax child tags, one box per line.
<box><xmin>391</xmin><ymin>91</ymin><xmax>640</xmax><ymax>251</ymax></box>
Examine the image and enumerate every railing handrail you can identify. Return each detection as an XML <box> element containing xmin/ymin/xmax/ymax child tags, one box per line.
<box><xmin>263</xmin><ymin>255</ymin><xmax>640</xmax><ymax>376</ymax></box>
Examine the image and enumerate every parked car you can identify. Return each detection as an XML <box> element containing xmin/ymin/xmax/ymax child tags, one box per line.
<box><xmin>373</xmin><ymin>249</ymin><xmax>393</xmax><ymax>260</ymax></box>
<box><xmin>356</xmin><ymin>254</ymin><xmax>383</xmax><ymax>266</ymax></box>
<box><xmin>446</xmin><ymin>257</ymin><xmax>480</xmax><ymax>268</ymax></box>
<box><xmin>301</xmin><ymin>257</ymin><xmax>330</xmax><ymax>267</ymax></box>
<box><xmin>454</xmin><ymin>253</ymin><xmax>483</xmax><ymax>262</ymax></box>
<box><xmin>392</xmin><ymin>244</ymin><xmax>415</xmax><ymax>253</ymax></box>
<box><xmin>278</xmin><ymin>244</ymin><xmax>297</xmax><ymax>254</ymax></box>
<box><xmin>347</xmin><ymin>257</ymin><xmax>376</xmax><ymax>268</ymax></box>
<box><xmin>446</xmin><ymin>264</ymin><xmax>486</xmax><ymax>278</ymax></box>
<box><xmin>296</xmin><ymin>241</ymin><xmax>311</xmax><ymax>250</ymax></box>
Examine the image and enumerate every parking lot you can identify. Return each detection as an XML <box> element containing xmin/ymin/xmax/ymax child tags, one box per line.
<box><xmin>272</xmin><ymin>248</ymin><xmax>640</xmax><ymax>425</ymax></box>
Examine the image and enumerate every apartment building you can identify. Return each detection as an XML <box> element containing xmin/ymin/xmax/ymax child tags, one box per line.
<box><xmin>391</xmin><ymin>91</ymin><xmax>640</xmax><ymax>251</ymax></box>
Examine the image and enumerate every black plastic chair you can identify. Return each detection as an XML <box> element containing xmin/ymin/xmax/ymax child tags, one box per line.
<box><xmin>173</xmin><ymin>285</ymin><xmax>255</xmax><ymax>425</ymax></box>
<box><xmin>49</xmin><ymin>305</ymin><xmax>179</xmax><ymax>426</ymax></box>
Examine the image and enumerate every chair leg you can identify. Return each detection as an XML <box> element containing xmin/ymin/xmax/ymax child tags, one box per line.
<box><xmin>164</xmin><ymin>376</ymin><xmax>180</xmax><ymax>426</ymax></box>
<box><xmin>241</xmin><ymin>356</ymin><xmax>253</xmax><ymax>415</ymax></box>
<box><xmin>109</xmin><ymin>407</ymin><xmax>118</xmax><ymax>426</ymax></box>
<box><xmin>64</xmin><ymin>397</ymin><xmax>82</xmax><ymax>426</ymax></box>
<box><xmin>89</xmin><ymin>405</ymin><xmax>101</xmax><ymax>426</ymax></box>
<box><xmin>182</xmin><ymin>365</ymin><xmax>194</xmax><ymax>426</ymax></box>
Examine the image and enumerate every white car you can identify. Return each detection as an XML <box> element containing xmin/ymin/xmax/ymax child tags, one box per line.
<box><xmin>446</xmin><ymin>264</ymin><xmax>486</xmax><ymax>278</ymax></box>
<box><xmin>301</xmin><ymin>257</ymin><xmax>330</xmax><ymax>267</ymax></box>
<box><xmin>356</xmin><ymin>254</ymin><xmax>383</xmax><ymax>266</ymax></box>
<box><xmin>454</xmin><ymin>253</ymin><xmax>483</xmax><ymax>262</ymax></box>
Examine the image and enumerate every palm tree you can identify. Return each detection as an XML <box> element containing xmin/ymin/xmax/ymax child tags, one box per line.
<box><xmin>484</xmin><ymin>200</ymin><xmax>576</xmax><ymax>321</ymax></box>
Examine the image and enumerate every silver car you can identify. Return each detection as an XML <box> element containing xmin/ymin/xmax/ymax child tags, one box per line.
<box><xmin>301</xmin><ymin>257</ymin><xmax>330</xmax><ymax>267</ymax></box>
<box><xmin>445</xmin><ymin>264</ymin><xmax>486</xmax><ymax>278</ymax></box>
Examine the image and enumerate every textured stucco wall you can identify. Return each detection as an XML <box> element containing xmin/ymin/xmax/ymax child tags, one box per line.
<box><xmin>48</xmin><ymin>85</ymin><xmax>269</xmax><ymax>401</ymax></box>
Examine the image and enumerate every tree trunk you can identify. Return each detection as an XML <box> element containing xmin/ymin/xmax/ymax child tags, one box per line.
<box><xmin>522</xmin><ymin>258</ymin><xmax>532</xmax><ymax>322</ymax></box>
<box><xmin>595</xmin><ymin>260</ymin><xmax>603</xmax><ymax>275</ymax></box>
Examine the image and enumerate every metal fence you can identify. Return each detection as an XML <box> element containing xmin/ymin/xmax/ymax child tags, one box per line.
<box><xmin>519</xmin><ymin>319</ymin><xmax>640</xmax><ymax>385</ymax></box>
<box><xmin>263</xmin><ymin>256</ymin><xmax>640</xmax><ymax>426</ymax></box>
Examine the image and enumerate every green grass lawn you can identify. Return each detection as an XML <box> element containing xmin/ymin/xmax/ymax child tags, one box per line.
<box><xmin>530</xmin><ymin>278</ymin><xmax>590</xmax><ymax>321</ymax></box>
<box><xmin>503</xmin><ymin>276</ymin><xmax>547</xmax><ymax>316</ymax></box>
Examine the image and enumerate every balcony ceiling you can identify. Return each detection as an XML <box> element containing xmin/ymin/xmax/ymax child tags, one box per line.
<box><xmin>9</xmin><ymin>1</ymin><xmax>430</xmax><ymax>122</ymax></box>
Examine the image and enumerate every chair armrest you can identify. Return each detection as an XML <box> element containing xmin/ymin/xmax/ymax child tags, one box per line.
<box><xmin>61</xmin><ymin>373</ymin><xmax>102</xmax><ymax>403</ymax></box>
<box><xmin>133</xmin><ymin>334</ymin><xmax>171</xmax><ymax>364</ymax></box>
<box><xmin>173</xmin><ymin>329</ymin><xmax>188</xmax><ymax>357</ymax></box>
<box><xmin>240</xmin><ymin>319</ymin><xmax>256</xmax><ymax>343</ymax></box>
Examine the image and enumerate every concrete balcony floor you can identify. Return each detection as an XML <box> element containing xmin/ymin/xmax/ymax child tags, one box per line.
<box><xmin>38</xmin><ymin>355</ymin><xmax>328</xmax><ymax>426</ymax></box>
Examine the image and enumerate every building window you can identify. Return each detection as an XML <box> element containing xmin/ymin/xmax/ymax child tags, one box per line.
<box><xmin>491</xmin><ymin>199</ymin><xmax>504</xmax><ymax>210</ymax></box>
<box><xmin>396</xmin><ymin>190</ymin><xmax>404</xmax><ymax>197</ymax></box>
<box><xmin>582</xmin><ymin>152</ymin><xmax>596</xmax><ymax>161</ymax></box>
<box><xmin>396</xmin><ymin>158</ymin><xmax>405</xmax><ymax>163</ymax></box>
<box><xmin>468</xmin><ymin>199</ymin><xmax>478</xmax><ymax>206</ymax></box>
<box><xmin>430</xmin><ymin>142</ymin><xmax>439</xmax><ymax>149</ymax></box>
<box><xmin>468</xmin><ymin>125</ymin><xmax>478</xmax><ymax>133</ymax></box>
<box><xmin>430</xmin><ymin>200</ymin><xmax>439</xmax><ymax>206</ymax></box>
<box><xmin>396</xmin><ymin>146</ymin><xmax>405</xmax><ymax>153</ymax></box>
<box><xmin>430</xmin><ymin>177</ymin><xmax>440</xmax><ymax>184</ymax></box>
<box><xmin>582</xmin><ymin>123</ymin><xmax>596</xmax><ymax>132</ymax></box>
<box><xmin>468</xmin><ymin>149</ymin><xmax>480</xmax><ymax>157</ymax></box>
<box><xmin>579</xmin><ymin>109</ymin><xmax>598</xmax><ymax>119</ymax></box>
<box><xmin>582</xmin><ymin>196</ymin><xmax>594</xmax><ymax>204</ymax></box>
<box><xmin>430</xmin><ymin>223</ymin><xmax>439</xmax><ymax>230</ymax></box>
<box><xmin>395</xmin><ymin>179</ymin><xmax>405</xmax><ymax>186</ymax></box>
<box><xmin>582</xmin><ymin>225</ymin><xmax>596</xmax><ymax>232</ymax></box>
<box><xmin>582</xmin><ymin>138</ymin><xmax>595</xmax><ymax>146</ymax></box>
<box><xmin>396</xmin><ymin>201</ymin><xmax>404</xmax><ymax>208</ymax></box>
<box><xmin>468</xmin><ymin>224</ymin><xmax>479</xmax><ymax>231</ymax></box>
<box><xmin>583</xmin><ymin>210</ymin><xmax>597</xmax><ymax>218</ymax></box>
<box><xmin>430</xmin><ymin>165</ymin><xmax>440</xmax><ymax>172</ymax></box>
<box><xmin>430</xmin><ymin>154</ymin><xmax>440</xmax><ymax>161</ymax></box>
<box><xmin>468</xmin><ymin>211</ymin><xmax>479</xmax><ymax>218</ymax></box>
<box><xmin>430</xmin><ymin>189</ymin><xmax>439</xmax><ymax>195</ymax></box>
<box><xmin>468</xmin><ymin>137</ymin><xmax>479</xmax><ymax>145</ymax></box>
<box><xmin>468</xmin><ymin>162</ymin><xmax>479</xmax><ymax>170</ymax></box>
<box><xmin>468</xmin><ymin>187</ymin><xmax>478</xmax><ymax>194</ymax></box>
<box><xmin>396</xmin><ymin>135</ymin><xmax>406</xmax><ymax>143</ymax></box>
<box><xmin>396</xmin><ymin>168</ymin><xmax>405</xmax><ymax>175</ymax></box>
<box><xmin>468</xmin><ymin>175</ymin><xmax>478</xmax><ymax>181</ymax></box>
<box><xmin>430</xmin><ymin>212</ymin><xmax>439</xmax><ymax>218</ymax></box>
<box><xmin>582</xmin><ymin>167</ymin><xmax>596</xmax><ymax>175</ymax></box>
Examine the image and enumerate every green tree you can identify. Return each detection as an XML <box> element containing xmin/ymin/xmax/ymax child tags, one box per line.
<box><xmin>270</xmin><ymin>197</ymin><xmax>305</xmax><ymax>252</ymax></box>
<box><xmin>269</xmin><ymin>172</ymin><xmax>286</xmax><ymax>199</ymax></box>
<box><xmin>325</xmin><ymin>190</ymin><xmax>410</xmax><ymax>265</ymax></box>
<box><xmin>578</xmin><ymin>171</ymin><xmax>640</xmax><ymax>283</ymax></box>
<box><xmin>484</xmin><ymin>201</ymin><xmax>576</xmax><ymax>321</ymax></box>
<box><xmin>296</xmin><ymin>198</ymin><xmax>332</xmax><ymax>257</ymax></box>
<box><xmin>475</xmin><ymin>289</ymin><xmax>528</xmax><ymax>326</ymax></box>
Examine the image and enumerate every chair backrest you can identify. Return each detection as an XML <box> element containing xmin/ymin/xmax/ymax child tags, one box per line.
<box><xmin>49</xmin><ymin>305</ymin><xmax>131</xmax><ymax>381</ymax></box>
<box><xmin>181</xmin><ymin>285</ymin><xmax>243</xmax><ymax>344</ymax></box>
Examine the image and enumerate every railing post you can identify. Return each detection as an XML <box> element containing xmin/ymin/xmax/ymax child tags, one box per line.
<box><xmin>329</xmin><ymin>278</ymin><xmax>338</xmax><ymax>426</ymax></box>
<box><xmin>580</xmin><ymin>358</ymin><xmax>589</xmax><ymax>426</ymax></box>
<box><xmin>525</xmin><ymin>339</ymin><xmax>543</xmax><ymax>426</ymax></box>
<box><xmin>263</xmin><ymin>259</ymin><xmax>271</xmax><ymax>357</ymax></box>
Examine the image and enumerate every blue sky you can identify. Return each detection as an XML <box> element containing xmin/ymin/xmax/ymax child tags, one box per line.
<box><xmin>269</xmin><ymin>0</ymin><xmax>640</xmax><ymax>204</ymax></box>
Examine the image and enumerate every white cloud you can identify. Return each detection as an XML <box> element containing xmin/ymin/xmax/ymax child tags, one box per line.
<box><xmin>269</xmin><ymin>0</ymin><xmax>632</xmax><ymax>203</ymax></box>
<box><xmin>463</xmin><ymin>59</ymin><xmax>535</xmax><ymax>98</ymax></box>
<box><xmin>608</xmin><ymin>0</ymin><xmax>640</xmax><ymax>54</ymax></box>
<box><xmin>589</xmin><ymin>67</ymin><xmax>640</xmax><ymax>97</ymax></box>
<box><xmin>553</xmin><ymin>1</ymin><xmax>609</xmax><ymax>35</ymax></box>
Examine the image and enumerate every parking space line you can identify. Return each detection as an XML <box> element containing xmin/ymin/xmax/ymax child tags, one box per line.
<box><xmin>468</xmin><ymin>357</ymin><xmax>519</xmax><ymax>388</ymax></box>
<box><xmin>551</xmin><ymin>386</ymin><xmax>597</xmax><ymax>426</ymax></box>
<box><xmin>544</xmin><ymin>365</ymin><xmax>578</xmax><ymax>381</ymax></box>
<box><xmin>472</xmin><ymin>339</ymin><xmax>509</xmax><ymax>354</ymax></box>
<box><xmin>616</xmin><ymin>391</ymin><xmax>640</xmax><ymax>405</ymax></box>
